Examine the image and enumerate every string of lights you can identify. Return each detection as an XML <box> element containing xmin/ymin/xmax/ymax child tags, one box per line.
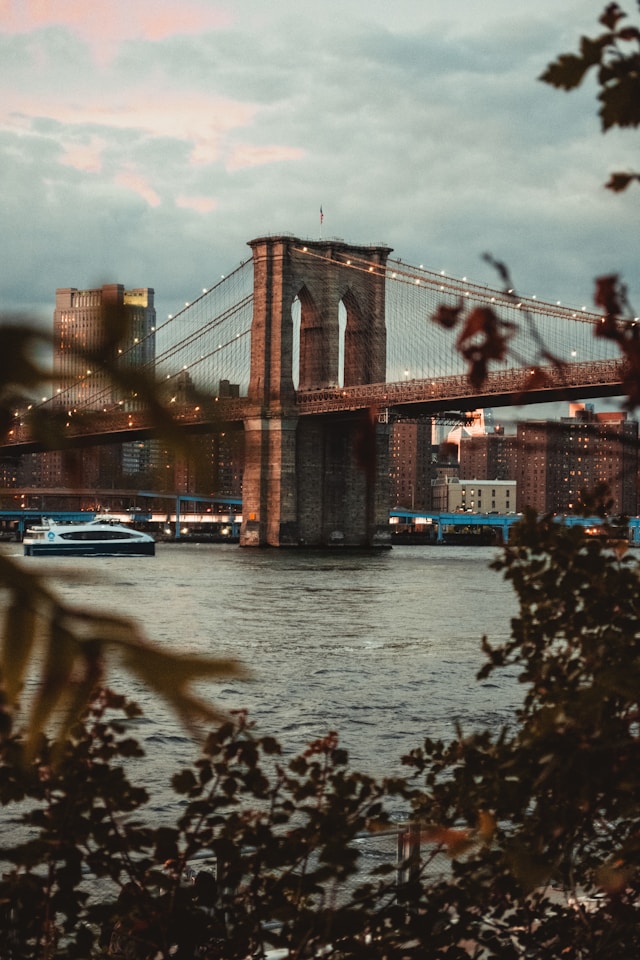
<box><xmin>23</xmin><ymin>248</ymin><xmax>627</xmax><ymax>421</ymax></box>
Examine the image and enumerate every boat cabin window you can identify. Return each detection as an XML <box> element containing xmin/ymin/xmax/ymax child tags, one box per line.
<box><xmin>59</xmin><ymin>531</ymin><xmax>142</xmax><ymax>541</ymax></box>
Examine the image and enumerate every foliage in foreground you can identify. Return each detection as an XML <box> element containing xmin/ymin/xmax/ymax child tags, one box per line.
<box><xmin>0</xmin><ymin>317</ymin><xmax>246</xmax><ymax>753</ymax></box>
<box><xmin>540</xmin><ymin>1</ymin><xmax>640</xmax><ymax>192</ymax></box>
<box><xmin>2</xmin><ymin>515</ymin><xmax>640</xmax><ymax>958</ymax></box>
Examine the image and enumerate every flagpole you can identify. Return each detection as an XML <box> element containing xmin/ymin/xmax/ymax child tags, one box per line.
<box><xmin>320</xmin><ymin>205</ymin><xmax>323</xmax><ymax>238</ymax></box>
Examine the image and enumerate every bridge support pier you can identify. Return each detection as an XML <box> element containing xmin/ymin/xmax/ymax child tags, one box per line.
<box><xmin>296</xmin><ymin>413</ymin><xmax>390</xmax><ymax>547</ymax></box>
<box><xmin>239</xmin><ymin>234</ymin><xmax>392</xmax><ymax>548</ymax></box>
<box><xmin>240</xmin><ymin>411</ymin><xmax>390</xmax><ymax>548</ymax></box>
<box><xmin>240</xmin><ymin>414</ymin><xmax>300</xmax><ymax>547</ymax></box>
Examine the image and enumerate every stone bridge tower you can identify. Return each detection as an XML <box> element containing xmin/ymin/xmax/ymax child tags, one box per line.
<box><xmin>240</xmin><ymin>235</ymin><xmax>393</xmax><ymax>547</ymax></box>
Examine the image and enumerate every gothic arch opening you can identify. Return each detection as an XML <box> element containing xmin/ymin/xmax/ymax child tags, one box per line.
<box><xmin>291</xmin><ymin>296</ymin><xmax>301</xmax><ymax>389</ymax></box>
<box><xmin>296</xmin><ymin>284</ymin><xmax>332</xmax><ymax>389</ymax></box>
<box><xmin>338</xmin><ymin>301</ymin><xmax>346</xmax><ymax>388</ymax></box>
<box><xmin>342</xmin><ymin>288</ymin><xmax>370</xmax><ymax>386</ymax></box>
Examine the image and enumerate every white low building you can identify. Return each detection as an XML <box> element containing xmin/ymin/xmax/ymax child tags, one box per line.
<box><xmin>432</xmin><ymin>477</ymin><xmax>516</xmax><ymax>514</ymax></box>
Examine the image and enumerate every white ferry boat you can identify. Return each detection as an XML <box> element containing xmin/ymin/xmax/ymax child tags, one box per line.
<box><xmin>23</xmin><ymin>517</ymin><xmax>155</xmax><ymax>557</ymax></box>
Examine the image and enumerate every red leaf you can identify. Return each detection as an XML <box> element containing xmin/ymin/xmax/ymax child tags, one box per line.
<box><xmin>594</xmin><ymin>274</ymin><xmax>623</xmax><ymax>314</ymax></box>
<box><xmin>432</xmin><ymin>302</ymin><xmax>463</xmax><ymax>330</ymax></box>
<box><xmin>527</xmin><ymin>367</ymin><xmax>548</xmax><ymax>390</ymax></box>
<box><xmin>617</xmin><ymin>26</ymin><xmax>640</xmax><ymax>41</ymax></box>
<box><xmin>456</xmin><ymin>307</ymin><xmax>498</xmax><ymax>350</ymax></box>
<box><xmin>606</xmin><ymin>171</ymin><xmax>640</xmax><ymax>191</ymax></box>
<box><xmin>600</xmin><ymin>2</ymin><xmax>626</xmax><ymax>31</ymax></box>
<box><xmin>595</xmin><ymin>315</ymin><xmax>620</xmax><ymax>340</ymax></box>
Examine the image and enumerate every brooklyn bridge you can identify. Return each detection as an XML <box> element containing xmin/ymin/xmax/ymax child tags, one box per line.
<box><xmin>3</xmin><ymin>235</ymin><xmax>628</xmax><ymax>547</ymax></box>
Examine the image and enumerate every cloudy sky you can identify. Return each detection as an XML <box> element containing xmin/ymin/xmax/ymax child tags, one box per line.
<box><xmin>1</xmin><ymin>0</ymin><xmax>638</xmax><ymax>336</ymax></box>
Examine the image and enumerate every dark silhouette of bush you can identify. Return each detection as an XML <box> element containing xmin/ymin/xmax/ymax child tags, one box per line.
<box><xmin>3</xmin><ymin>516</ymin><xmax>640</xmax><ymax>957</ymax></box>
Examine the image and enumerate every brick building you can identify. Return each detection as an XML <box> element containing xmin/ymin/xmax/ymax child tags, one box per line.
<box><xmin>18</xmin><ymin>284</ymin><xmax>157</xmax><ymax>491</ymax></box>
<box><xmin>389</xmin><ymin>419</ymin><xmax>433</xmax><ymax>510</ymax></box>
<box><xmin>515</xmin><ymin>407</ymin><xmax>638</xmax><ymax>515</ymax></box>
<box><xmin>458</xmin><ymin>427</ymin><xmax>516</xmax><ymax>482</ymax></box>
<box><xmin>53</xmin><ymin>284</ymin><xmax>156</xmax><ymax>408</ymax></box>
<box><xmin>457</xmin><ymin>405</ymin><xmax>638</xmax><ymax>516</ymax></box>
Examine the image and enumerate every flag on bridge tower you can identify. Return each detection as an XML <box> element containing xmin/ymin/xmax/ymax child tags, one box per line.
<box><xmin>320</xmin><ymin>205</ymin><xmax>324</xmax><ymax>225</ymax></box>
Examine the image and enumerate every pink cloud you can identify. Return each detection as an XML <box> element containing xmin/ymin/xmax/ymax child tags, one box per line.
<box><xmin>0</xmin><ymin>0</ymin><xmax>234</xmax><ymax>64</ymax></box>
<box><xmin>2</xmin><ymin>90</ymin><xmax>257</xmax><ymax>167</ymax></box>
<box><xmin>226</xmin><ymin>143</ymin><xmax>306</xmax><ymax>171</ymax></box>
<box><xmin>115</xmin><ymin>169</ymin><xmax>161</xmax><ymax>207</ymax></box>
<box><xmin>59</xmin><ymin>136</ymin><xmax>106</xmax><ymax>173</ymax></box>
<box><xmin>190</xmin><ymin>142</ymin><xmax>223</xmax><ymax>166</ymax></box>
<box><xmin>176</xmin><ymin>195</ymin><xmax>218</xmax><ymax>214</ymax></box>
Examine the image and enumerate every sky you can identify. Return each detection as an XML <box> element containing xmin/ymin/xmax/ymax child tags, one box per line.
<box><xmin>1</xmin><ymin>0</ymin><xmax>638</xmax><ymax>355</ymax></box>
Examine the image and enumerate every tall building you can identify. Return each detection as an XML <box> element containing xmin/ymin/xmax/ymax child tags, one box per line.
<box><xmin>389</xmin><ymin>419</ymin><xmax>433</xmax><ymax>510</ymax></box>
<box><xmin>53</xmin><ymin>284</ymin><xmax>156</xmax><ymax>409</ymax></box>
<box><xmin>26</xmin><ymin>284</ymin><xmax>158</xmax><ymax>490</ymax></box>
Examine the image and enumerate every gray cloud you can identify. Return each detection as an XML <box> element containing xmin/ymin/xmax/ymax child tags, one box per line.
<box><xmin>0</xmin><ymin>0</ymin><xmax>637</xmax><ymax>340</ymax></box>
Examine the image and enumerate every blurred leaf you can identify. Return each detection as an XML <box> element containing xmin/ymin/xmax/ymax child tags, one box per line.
<box><xmin>1</xmin><ymin>595</ymin><xmax>37</xmax><ymax>703</ymax></box>
<box><xmin>477</xmin><ymin>809</ymin><xmax>496</xmax><ymax>841</ymax></box>
<box><xmin>539</xmin><ymin>52</ymin><xmax>597</xmax><ymax>90</ymax></box>
<box><xmin>431</xmin><ymin>302</ymin><xmax>463</xmax><ymax>330</ymax></box>
<box><xmin>0</xmin><ymin>573</ymin><xmax>249</xmax><ymax>750</ymax></box>
<box><xmin>0</xmin><ymin>308</ymin><xmax>246</xmax><ymax>755</ymax></box>
<box><xmin>596</xmin><ymin>858</ymin><xmax>634</xmax><ymax>893</ymax></box>
<box><xmin>600</xmin><ymin>73</ymin><xmax>640</xmax><ymax>129</ymax></box>
<box><xmin>26</xmin><ymin>615</ymin><xmax>78</xmax><ymax>755</ymax></box>
<box><xmin>600</xmin><ymin>3</ymin><xmax>628</xmax><ymax>31</ymax></box>
<box><xmin>421</xmin><ymin>823</ymin><xmax>474</xmax><ymax>857</ymax></box>
<box><xmin>606</xmin><ymin>170</ymin><xmax>640</xmax><ymax>191</ymax></box>
<box><xmin>0</xmin><ymin>323</ymin><xmax>52</xmax><ymax>394</ymax></box>
<box><xmin>119</xmin><ymin>642</ymin><xmax>248</xmax><ymax>731</ymax></box>
<box><xmin>454</xmin><ymin>306</ymin><xmax>514</xmax><ymax>388</ymax></box>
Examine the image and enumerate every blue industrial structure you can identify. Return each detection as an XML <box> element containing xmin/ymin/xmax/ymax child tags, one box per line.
<box><xmin>390</xmin><ymin>509</ymin><xmax>633</xmax><ymax>544</ymax></box>
<box><xmin>3</xmin><ymin>501</ymin><xmax>638</xmax><ymax>545</ymax></box>
<box><xmin>0</xmin><ymin>492</ymin><xmax>244</xmax><ymax>541</ymax></box>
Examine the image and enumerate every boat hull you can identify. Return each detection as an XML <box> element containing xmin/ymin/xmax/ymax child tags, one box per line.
<box><xmin>23</xmin><ymin>541</ymin><xmax>155</xmax><ymax>557</ymax></box>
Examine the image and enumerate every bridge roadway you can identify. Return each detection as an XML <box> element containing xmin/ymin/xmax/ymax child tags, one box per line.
<box><xmin>0</xmin><ymin>358</ymin><xmax>627</xmax><ymax>455</ymax></box>
<box><xmin>295</xmin><ymin>358</ymin><xmax>626</xmax><ymax>414</ymax></box>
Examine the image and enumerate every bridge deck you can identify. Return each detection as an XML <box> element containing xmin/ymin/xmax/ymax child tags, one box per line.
<box><xmin>0</xmin><ymin>358</ymin><xmax>626</xmax><ymax>454</ymax></box>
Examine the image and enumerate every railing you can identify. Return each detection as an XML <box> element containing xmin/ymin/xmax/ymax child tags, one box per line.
<box><xmin>295</xmin><ymin>359</ymin><xmax>627</xmax><ymax>414</ymax></box>
<box><xmin>2</xmin><ymin>397</ymin><xmax>253</xmax><ymax>448</ymax></box>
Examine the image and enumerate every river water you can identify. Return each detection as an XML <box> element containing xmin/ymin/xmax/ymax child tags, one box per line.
<box><xmin>12</xmin><ymin>543</ymin><xmax>522</xmax><ymax>818</ymax></box>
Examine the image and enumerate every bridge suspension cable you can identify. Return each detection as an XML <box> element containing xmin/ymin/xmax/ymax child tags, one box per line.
<box><xmin>25</xmin><ymin>244</ymin><xmax>631</xmax><ymax>426</ymax></box>
<box><xmin>156</xmin><ymin>257</ymin><xmax>253</xmax><ymax>394</ymax></box>
<box><xmin>42</xmin><ymin>258</ymin><xmax>254</xmax><ymax>414</ymax></box>
<box><xmin>294</xmin><ymin>245</ymin><xmax>627</xmax><ymax>385</ymax></box>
